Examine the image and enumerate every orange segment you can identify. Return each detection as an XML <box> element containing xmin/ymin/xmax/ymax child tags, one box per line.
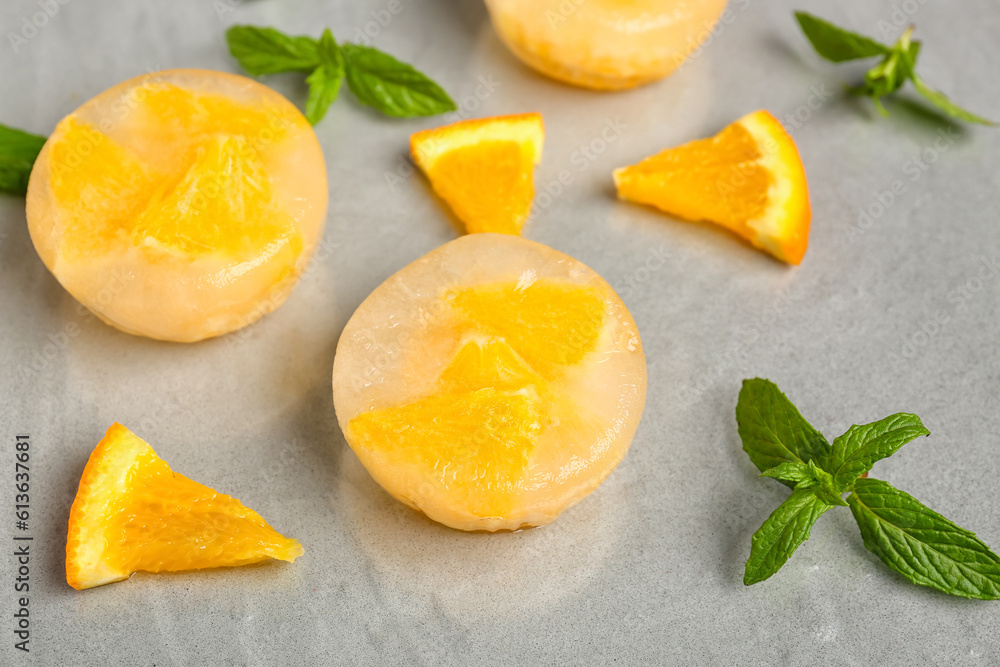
<box><xmin>410</xmin><ymin>113</ymin><xmax>544</xmax><ymax>235</ymax></box>
<box><xmin>614</xmin><ymin>109</ymin><xmax>811</xmax><ymax>264</ymax></box>
<box><xmin>66</xmin><ymin>423</ymin><xmax>303</xmax><ymax>590</ymax></box>
<box><xmin>131</xmin><ymin>134</ymin><xmax>300</xmax><ymax>258</ymax></box>
<box><xmin>437</xmin><ymin>335</ymin><xmax>546</xmax><ymax>393</ymax></box>
<box><xmin>126</xmin><ymin>83</ymin><xmax>297</xmax><ymax>181</ymax></box>
<box><xmin>447</xmin><ymin>279</ymin><xmax>606</xmax><ymax>379</ymax></box>
<box><xmin>49</xmin><ymin>118</ymin><xmax>155</xmax><ymax>261</ymax></box>
<box><xmin>350</xmin><ymin>388</ymin><xmax>542</xmax><ymax>519</ymax></box>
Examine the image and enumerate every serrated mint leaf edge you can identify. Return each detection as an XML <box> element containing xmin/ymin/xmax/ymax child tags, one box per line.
<box><xmin>847</xmin><ymin>478</ymin><xmax>1000</xmax><ymax>600</ymax></box>
<box><xmin>737</xmin><ymin>378</ymin><xmax>831</xmax><ymax>487</ymax></box>
<box><xmin>341</xmin><ymin>43</ymin><xmax>457</xmax><ymax>118</ymax></box>
<box><xmin>744</xmin><ymin>487</ymin><xmax>833</xmax><ymax>585</ymax></box>
<box><xmin>828</xmin><ymin>413</ymin><xmax>929</xmax><ymax>490</ymax></box>
<box><xmin>225</xmin><ymin>25</ymin><xmax>320</xmax><ymax>76</ymax></box>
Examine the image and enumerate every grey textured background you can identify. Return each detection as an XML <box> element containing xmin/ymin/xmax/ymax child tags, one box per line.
<box><xmin>1</xmin><ymin>0</ymin><xmax>999</xmax><ymax>664</ymax></box>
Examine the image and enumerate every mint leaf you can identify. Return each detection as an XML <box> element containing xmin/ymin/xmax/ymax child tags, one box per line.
<box><xmin>0</xmin><ymin>123</ymin><xmax>46</xmax><ymax>195</ymax></box>
<box><xmin>848</xmin><ymin>478</ymin><xmax>1000</xmax><ymax>599</ymax></box>
<box><xmin>910</xmin><ymin>74</ymin><xmax>997</xmax><ymax>126</ymax></box>
<box><xmin>737</xmin><ymin>379</ymin><xmax>831</xmax><ymax>486</ymax></box>
<box><xmin>225</xmin><ymin>25</ymin><xmax>456</xmax><ymax>122</ymax></box>
<box><xmin>794</xmin><ymin>11</ymin><xmax>891</xmax><ymax>62</ymax></box>
<box><xmin>341</xmin><ymin>43</ymin><xmax>457</xmax><ymax>118</ymax></box>
<box><xmin>744</xmin><ymin>488</ymin><xmax>833</xmax><ymax>585</ymax></box>
<box><xmin>828</xmin><ymin>413</ymin><xmax>929</xmax><ymax>490</ymax></box>
<box><xmin>898</xmin><ymin>36</ymin><xmax>922</xmax><ymax>81</ymax></box>
<box><xmin>760</xmin><ymin>462</ymin><xmax>813</xmax><ymax>486</ymax></box>
<box><xmin>304</xmin><ymin>30</ymin><xmax>345</xmax><ymax>125</ymax></box>
<box><xmin>226</xmin><ymin>26</ymin><xmax>320</xmax><ymax>75</ymax></box>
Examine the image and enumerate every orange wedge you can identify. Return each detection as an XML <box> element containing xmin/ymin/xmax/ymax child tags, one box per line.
<box><xmin>614</xmin><ymin>110</ymin><xmax>811</xmax><ymax>264</ymax></box>
<box><xmin>66</xmin><ymin>423</ymin><xmax>303</xmax><ymax>590</ymax></box>
<box><xmin>410</xmin><ymin>113</ymin><xmax>544</xmax><ymax>235</ymax></box>
<box><xmin>332</xmin><ymin>234</ymin><xmax>646</xmax><ymax>532</ymax></box>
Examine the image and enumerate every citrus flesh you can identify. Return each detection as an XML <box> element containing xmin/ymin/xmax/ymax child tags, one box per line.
<box><xmin>484</xmin><ymin>0</ymin><xmax>729</xmax><ymax>90</ymax></box>
<box><xmin>614</xmin><ymin>109</ymin><xmax>811</xmax><ymax>264</ymax></box>
<box><xmin>66</xmin><ymin>423</ymin><xmax>303</xmax><ymax>590</ymax></box>
<box><xmin>410</xmin><ymin>113</ymin><xmax>543</xmax><ymax>235</ymax></box>
<box><xmin>332</xmin><ymin>234</ymin><xmax>646</xmax><ymax>532</ymax></box>
<box><xmin>26</xmin><ymin>69</ymin><xmax>328</xmax><ymax>342</ymax></box>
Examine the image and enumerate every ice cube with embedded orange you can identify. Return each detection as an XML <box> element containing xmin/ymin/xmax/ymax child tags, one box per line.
<box><xmin>26</xmin><ymin>69</ymin><xmax>329</xmax><ymax>342</ymax></box>
<box><xmin>332</xmin><ymin>234</ymin><xmax>647</xmax><ymax>532</ymax></box>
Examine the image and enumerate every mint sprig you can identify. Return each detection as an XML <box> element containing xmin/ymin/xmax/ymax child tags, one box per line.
<box><xmin>226</xmin><ymin>25</ymin><xmax>456</xmax><ymax>124</ymax></box>
<box><xmin>738</xmin><ymin>378</ymin><xmax>1000</xmax><ymax>599</ymax></box>
<box><xmin>794</xmin><ymin>11</ymin><xmax>995</xmax><ymax>125</ymax></box>
<box><xmin>0</xmin><ymin>123</ymin><xmax>46</xmax><ymax>195</ymax></box>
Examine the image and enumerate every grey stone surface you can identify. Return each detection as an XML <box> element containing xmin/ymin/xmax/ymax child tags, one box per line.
<box><xmin>1</xmin><ymin>0</ymin><xmax>999</xmax><ymax>664</ymax></box>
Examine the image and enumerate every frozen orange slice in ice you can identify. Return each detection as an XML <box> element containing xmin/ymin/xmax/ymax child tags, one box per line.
<box><xmin>332</xmin><ymin>234</ymin><xmax>646</xmax><ymax>532</ymax></box>
<box><xmin>614</xmin><ymin>110</ymin><xmax>811</xmax><ymax>264</ymax></box>
<box><xmin>26</xmin><ymin>69</ymin><xmax>328</xmax><ymax>342</ymax></box>
<box><xmin>484</xmin><ymin>0</ymin><xmax>729</xmax><ymax>90</ymax></box>
<box><xmin>66</xmin><ymin>423</ymin><xmax>303</xmax><ymax>590</ymax></box>
<box><xmin>410</xmin><ymin>113</ymin><xmax>543</xmax><ymax>235</ymax></box>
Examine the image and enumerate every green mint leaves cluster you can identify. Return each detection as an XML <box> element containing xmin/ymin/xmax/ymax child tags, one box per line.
<box><xmin>795</xmin><ymin>11</ymin><xmax>995</xmax><ymax>125</ymax></box>
<box><xmin>226</xmin><ymin>25</ymin><xmax>457</xmax><ymax>125</ymax></box>
<box><xmin>0</xmin><ymin>123</ymin><xmax>46</xmax><ymax>195</ymax></box>
<box><xmin>738</xmin><ymin>378</ymin><xmax>1000</xmax><ymax>599</ymax></box>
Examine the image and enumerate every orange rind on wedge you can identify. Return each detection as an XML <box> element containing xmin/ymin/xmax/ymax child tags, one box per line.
<box><xmin>66</xmin><ymin>423</ymin><xmax>303</xmax><ymax>590</ymax></box>
<box><xmin>614</xmin><ymin>109</ymin><xmax>812</xmax><ymax>264</ymax></box>
<box><xmin>410</xmin><ymin>113</ymin><xmax>544</xmax><ymax>235</ymax></box>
